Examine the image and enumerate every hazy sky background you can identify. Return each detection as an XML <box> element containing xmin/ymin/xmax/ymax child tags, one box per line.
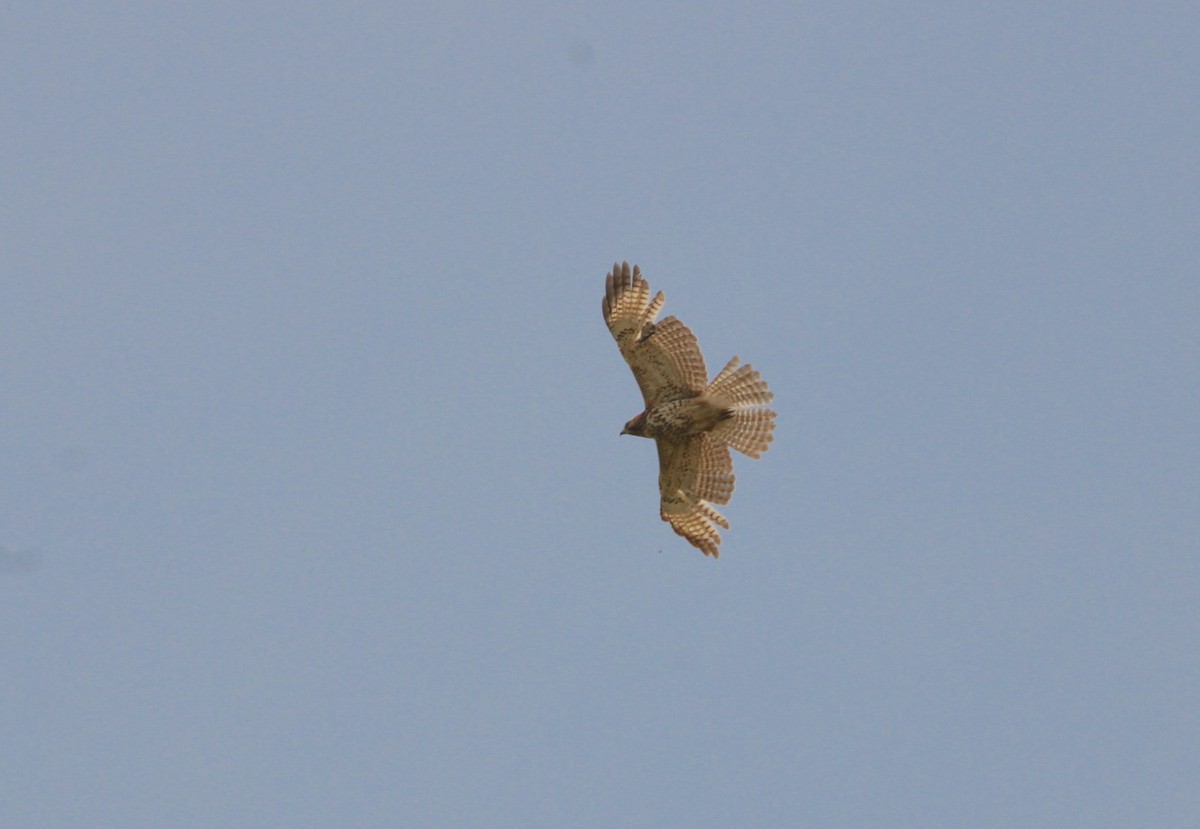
<box><xmin>3</xmin><ymin>3</ymin><xmax>1197</xmax><ymax>827</ymax></box>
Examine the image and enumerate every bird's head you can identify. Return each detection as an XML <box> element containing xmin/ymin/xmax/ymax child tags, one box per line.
<box><xmin>621</xmin><ymin>412</ymin><xmax>648</xmax><ymax>437</ymax></box>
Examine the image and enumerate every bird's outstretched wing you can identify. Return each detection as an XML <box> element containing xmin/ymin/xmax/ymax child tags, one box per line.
<box><xmin>656</xmin><ymin>433</ymin><xmax>735</xmax><ymax>558</ymax></box>
<box><xmin>603</xmin><ymin>261</ymin><xmax>708</xmax><ymax>407</ymax></box>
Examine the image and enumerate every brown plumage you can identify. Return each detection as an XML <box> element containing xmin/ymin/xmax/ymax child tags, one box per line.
<box><xmin>602</xmin><ymin>261</ymin><xmax>776</xmax><ymax>558</ymax></box>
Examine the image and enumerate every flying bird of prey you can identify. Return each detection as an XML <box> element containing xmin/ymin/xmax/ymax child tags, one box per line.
<box><xmin>603</xmin><ymin>262</ymin><xmax>775</xmax><ymax>558</ymax></box>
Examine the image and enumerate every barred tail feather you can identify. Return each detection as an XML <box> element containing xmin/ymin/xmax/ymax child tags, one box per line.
<box><xmin>712</xmin><ymin>408</ymin><xmax>776</xmax><ymax>458</ymax></box>
<box><xmin>706</xmin><ymin>356</ymin><xmax>775</xmax><ymax>458</ymax></box>
<box><xmin>706</xmin><ymin>356</ymin><xmax>773</xmax><ymax>407</ymax></box>
<box><xmin>707</xmin><ymin>355</ymin><xmax>743</xmax><ymax>389</ymax></box>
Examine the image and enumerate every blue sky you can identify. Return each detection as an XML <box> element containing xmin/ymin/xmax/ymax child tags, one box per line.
<box><xmin>3</xmin><ymin>3</ymin><xmax>1197</xmax><ymax>827</ymax></box>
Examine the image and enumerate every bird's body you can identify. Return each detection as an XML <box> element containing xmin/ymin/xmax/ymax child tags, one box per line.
<box><xmin>623</xmin><ymin>396</ymin><xmax>730</xmax><ymax>442</ymax></box>
<box><xmin>602</xmin><ymin>261</ymin><xmax>776</xmax><ymax>558</ymax></box>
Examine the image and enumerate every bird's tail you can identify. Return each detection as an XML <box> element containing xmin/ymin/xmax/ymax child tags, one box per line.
<box><xmin>706</xmin><ymin>357</ymin><xmax>776</xmax><ymax>458</ymax></box>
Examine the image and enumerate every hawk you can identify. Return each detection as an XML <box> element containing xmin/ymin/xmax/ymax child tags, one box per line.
<box><xmin>602</xmin><ymin>261</ymin><xmax>776</xmax><ymax>558</ymax></box>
